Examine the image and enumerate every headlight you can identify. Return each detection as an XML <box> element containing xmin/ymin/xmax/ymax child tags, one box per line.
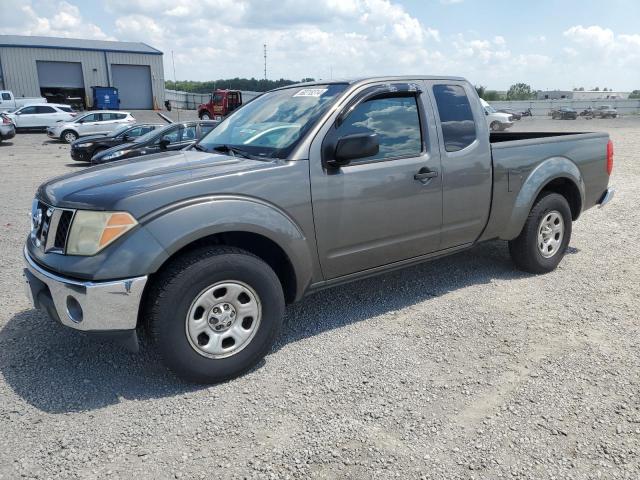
<box><xmin>102</xmin><ymin>150</ymin><xmax>129</xmax><ymax>160</ymax></box>
<box><xmin>66</xmin><ymin>211</ymin><xmax>137</xmax><ymax>255</ymax></box>
<box><xmin>76</xmin><ymin>142</ymin><xmax>93</xmax><ymax>148</ymax></box>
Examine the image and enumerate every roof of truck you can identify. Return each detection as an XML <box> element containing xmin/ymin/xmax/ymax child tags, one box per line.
<box><xmin>275</xmin><ymin>76</ymin><xmax>468</xmax><ymax>90</ymax></box>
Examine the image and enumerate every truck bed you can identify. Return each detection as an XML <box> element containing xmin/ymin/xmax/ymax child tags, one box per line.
<box><xmin>490</xmin><ymin>131</ymin><xmax>591</xmax><ymax>143</ymax></box>
<box><xmin>480</xmin><ymin>130</ymin><xmax>610</xmax><ymax>242</ymax></box>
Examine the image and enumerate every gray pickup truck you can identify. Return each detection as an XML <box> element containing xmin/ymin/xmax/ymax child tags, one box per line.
<box><xmin>23</xmin><ymin>76</ymin><xmax>615</xmax><ymax>383</ymax></box>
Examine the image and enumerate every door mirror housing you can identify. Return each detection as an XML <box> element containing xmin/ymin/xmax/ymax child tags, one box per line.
<box><xmin>122</xmin><ymin>134</ymin><xmax>132</xmax><ymax>142</ymax></box>
<box><xmin>159</xmin><ymin>137</ymin><xmax>171</xmax><ymax>149</ymax></box>
<box><xmin>328</xmin><ymin>133</ymin><xmax>379</xmax><ymax>168</ymax></box>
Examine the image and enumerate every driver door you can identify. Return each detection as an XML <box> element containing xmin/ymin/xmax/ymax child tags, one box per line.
<box><xmin>310</xmin><ymin>83</ymin><xmax>443</xmax><ymax>279</ymax></box>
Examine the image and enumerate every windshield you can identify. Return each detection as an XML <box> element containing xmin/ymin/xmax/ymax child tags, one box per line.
<box><xmin>110</xmin><ymin>125</ymin><xmax>132</xmax><ymax>137</ymax></box>
<box><xmin>198</xmin><ymin>84</ymin><xmax>348</xmax><ymax>159</ymax></box>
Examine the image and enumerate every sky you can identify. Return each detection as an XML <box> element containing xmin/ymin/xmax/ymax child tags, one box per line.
<box><xmin>1</xmin><ymin>0</ymin><xmax>639</xmax><ymax>91</ymax></box>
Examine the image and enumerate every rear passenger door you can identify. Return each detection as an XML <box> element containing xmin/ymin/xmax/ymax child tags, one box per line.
<box><xmin>426</xmin><ymin>81</ymin><xmax>492</xmax><ymax>249</ymax></box>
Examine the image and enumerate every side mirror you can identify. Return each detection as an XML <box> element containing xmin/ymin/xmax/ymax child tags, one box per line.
<box><xmin>159</xmin><ymin>137</ymin><xmax>171</xmax><ymax>149</ymax></box>
<box><xmin>122</xmin><ymin>134</ymin><xmax>132</xmax><ymax>141</ymax></box>
<box><xmin>328</xmin><ymin>133</ymin><xmax>379</xmax><ymax>168</ymax></box>
<box><xmin>15</xmin><ymin>111</ymin><xmax>21</xmax><ymax>115</ymax></box>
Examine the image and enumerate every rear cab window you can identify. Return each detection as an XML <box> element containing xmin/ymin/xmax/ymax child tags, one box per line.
<box><xmin>432</xmin><ymin>84</ymin><xmax>477</xmax><ymax>152</ymax></box>
<box><xmin>1</xmin><ymin>93</ymin><xmax>11</xmax><ymax>101</ymax></box>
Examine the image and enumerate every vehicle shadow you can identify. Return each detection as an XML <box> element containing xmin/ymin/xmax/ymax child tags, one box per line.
<box><xmin>0</xmin><ymin>240</ymin><xmax>527</xmax><ymax>413</ymax></box>
<box><xmin>64</xmin><ymin>163</ymin><xmax>88</xmax><ymax>168</ymax></box>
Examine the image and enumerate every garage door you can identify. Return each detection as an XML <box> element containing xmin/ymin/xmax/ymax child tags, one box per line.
<box><xmin>36</xmin><ymin>61</ymin><xmax>84</xmax><ymax>88</ymax></box>
<box><xmin>111</xmin><ymin>64</ymin><xmax>153</xmax><ymax>109</ymax></box>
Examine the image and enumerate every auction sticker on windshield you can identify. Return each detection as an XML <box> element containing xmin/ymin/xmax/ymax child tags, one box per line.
<box><xmin>293</xmin><ymin>89</ymin><xmax>328</xmax><ymax>97</ymax></box>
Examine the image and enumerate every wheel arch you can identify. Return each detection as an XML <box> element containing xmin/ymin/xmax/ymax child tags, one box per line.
<box><xmin>141</xmin><ymin>197</ymin><xmax>315</xmax><ymax>304</ymax></box>
<box><xmin>502</xmin><ymin>156</ymin><xmax>585</xmax><ymax>240</ymax></box>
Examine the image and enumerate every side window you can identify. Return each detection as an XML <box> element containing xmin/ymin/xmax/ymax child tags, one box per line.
<box><xmin>159</xmin><ymin>126</ymin><xmax>180</xmax><ymax>143</ymax></box>
<box><xmin>100</xmin><ymin>113</ymin><xmax>115</xmax><ymax>121</ymax></box>
<box><xmin>19</xmin><ymin>106</ymin><xmax>37</xmax><ymax>114</ymax></box>
<box><xmin>83</xmin><ymin>113</ymin><xmax>99</xmax><ymax>122</ymax></box>
<box><xmin>200</xmin><ymin>124</ymin><xmax>216</xmax><ymax>136</ymax></box>
<box><xmin>57</xmin><ymin>106</ymin><xmax>73</xmax><ymax>112</ymax></box>
<box><xmin>334</xmin><ymin>95</ymin><xmax>422</xmax><ymax>161</ymax></box>
<box><xmin>1</xmin><ymin>93</ymin><xmax>11</xmax><ymax>101</ymax></box>
<box><xmin>115</xmin><ymin>113</ymin><xmax>127</xmax><ymax>120</ymax></box>
<box><xmin>432</xmin><ymin>85</ymin><xmax>477</xmax><ymax>152</ymax></box>
<box><xmin>36</xmin><ymin>106</ymin><xmax>56</xmax><ymax>114</ymax></box>
<box><xmin>182</xmin><ymin>125</ymin><xmax>197</xmax><ymax>141</ymax></box>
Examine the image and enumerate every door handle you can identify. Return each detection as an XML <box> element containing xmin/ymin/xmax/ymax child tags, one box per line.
<box><xmin>414</xmin><ymin>168</ymin><xmax>438</xmax><ymax>181</ymax></box>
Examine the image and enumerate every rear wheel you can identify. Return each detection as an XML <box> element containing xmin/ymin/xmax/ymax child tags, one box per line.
<box><xmin>508</xmin><ymin>192</ymin><xmax>572</xmax><ymax>274</ymax></box>
<box><xmin>147</xmin><ymin>246</ymin><xmax>285</xmax><ymax>383</ymax></box>
<box><xmin>62</xmin><ymin>130</ymin><xmax>78</xmax><ymax>143</ymax></box>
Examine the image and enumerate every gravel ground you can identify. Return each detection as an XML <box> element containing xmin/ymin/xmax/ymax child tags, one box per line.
<box><xmin>0</xmin><ymin>114</ymin><xmax>638</xmax><ymax>479</ymax></box>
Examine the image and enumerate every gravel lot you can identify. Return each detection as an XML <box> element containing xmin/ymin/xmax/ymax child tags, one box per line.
<box><xmin>0</xmin><ymin>114</ymin><xmax>638</xmax><ymax>479</ymax></box>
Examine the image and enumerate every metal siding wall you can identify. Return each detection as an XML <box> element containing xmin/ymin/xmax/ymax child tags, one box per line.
<box><xmin>0</xmin><ymin>47</ymin><xmax>108</xmax><ymax>104</ymax></box>
<box><xmin>106</xmin><ymin>52</ymin><xmax>164</xmax><ymax>108</ymax></box>
<box><xmin>0</xmin><ymin>47</ymin><xmax>164</xmax><ymax>108</ymax></box>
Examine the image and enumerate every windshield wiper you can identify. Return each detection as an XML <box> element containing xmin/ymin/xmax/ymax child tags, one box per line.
<box><xmin>212</xmin><ymin>144</ymin><xmax>263</xmax><ymax>160</ymax></box>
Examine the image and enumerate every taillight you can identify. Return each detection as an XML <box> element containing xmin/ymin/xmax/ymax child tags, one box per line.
<box><xmin>606</xmin><ymin>140</ymin><xmax>614</xmax><ymax>175</ymax></box>
<box><xmin>2</xmin><ymin>116</ymin><xmax>10</xmax><ymax>124</ymax></box>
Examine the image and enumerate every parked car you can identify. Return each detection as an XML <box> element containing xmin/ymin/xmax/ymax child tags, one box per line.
<box><xmin>6</xmin><ymin>103</ymin><xmax>77</xmax><ymax>130</ymax></box>
<box><xmin>592</xmin><ymin>105</ymin><xmax>618</xmax><ymax>118</ymax></box>
<box><xmin>91</xmin><ymin>120</ymin><xmax>219</xmax><ymax>164</ymax></box>
<box><xmin>198</xmin><ymin>89</ymin><xmax>243</xmax><ymax>120</ymax></box>
<box><xmin>70</xmin><ymin>123</ymin><xmax>164</xmax><ymax>162</ymax></box>
<box><xmin>551</xmin><ymin>107</ymin><xmax>578</xmax><ymax>120</ymax></box>
<box><xmin>480</xmin><ymin>98</ymin><xmax>513</xmax><ymax>131</ymax></box>
<box><xmin>497</xmin><ymin>108</ymin><xmax>522</xmax><ymax>120</ymax></box>
<box><xmin>23</xmin><ymin>76</ymin><xmax>614</xmax><ymax>383</ymax></box>
<box><xmin>0</xmin><ymin>90</ymin><xmax>46</xmax><ymax>112</ymax></box>
<box><xmin>47</xmin><ymin>111</ymin><xmax>136</xmax><ymax>143</ymax></box>
<box><xmin>0</xmin><ymin>113</ymin><xmax>16</xmax><ymax>143</ymax></box>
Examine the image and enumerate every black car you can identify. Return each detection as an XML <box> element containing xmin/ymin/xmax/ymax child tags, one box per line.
<box><xmin>70</xmin><ymin>123</ymin><xmax>164</xmax><ymax>161</ymax></box>
<box><xmin>91</xmin><ymin>120</ymin><xmax>219</xmax><ymax>164</ymax></box>
<box><xmin>551</xmin><ymin>107</ymin><xmax>578</xmax><ymax>120</ymax></box>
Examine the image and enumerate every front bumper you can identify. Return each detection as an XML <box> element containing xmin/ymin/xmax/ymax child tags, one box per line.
<box><xmin>0</xmin><ymin>125</ymin><xmax>15</xmax><ymax>140</ymax></box>
<box><xmin>70</xmin><ymin>147</ymin><xmax>89</xmax><ymax>161</ymax></box>
<box><xmin>23</xmin><ymin>247</ymin><xmax>148</xmax><ymax>332</ymax></box>
<box><xmin>46</xmin><ymin>128</ymin><xmax>59</xmax><ymax>139</ymax></box>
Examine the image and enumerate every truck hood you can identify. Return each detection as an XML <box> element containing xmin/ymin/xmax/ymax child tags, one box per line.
<box><xmin>37</xmin><ymin>150</ymin><xmax>280</xmax><ymax>217</ymax></box>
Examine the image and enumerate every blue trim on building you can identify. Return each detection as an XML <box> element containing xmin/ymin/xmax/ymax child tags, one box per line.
<box><xmin>0</xmin><ymin>44</ymin><xmax>163</xmax><ymax>56</ymax></box>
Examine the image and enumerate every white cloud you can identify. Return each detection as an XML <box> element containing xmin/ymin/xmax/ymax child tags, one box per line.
<box><xmin>0</xmin><ymin>1</ymin><xmax>112</xmax><ymax>40</ymax></box>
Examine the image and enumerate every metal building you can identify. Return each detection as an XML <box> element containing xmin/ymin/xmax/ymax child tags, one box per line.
<box><xmin>0</xmin><ymin>35</ymin><xmax>164</xmax><ymax>110</ymax></box>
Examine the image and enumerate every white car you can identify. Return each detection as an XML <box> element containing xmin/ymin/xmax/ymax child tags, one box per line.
<box><xmin>6</xmin><ymin>103</ymin><xmax>77</xmax><ymax>129</ymax></box>
<box><xmin>480</xmin><ymin>99</ymin><xmax>513</xmax><ymax>131</ymax></box>
<box><xmin>47</xmin><ymin>111</ymin><xmax>136</xmax><ymax>143</ymax></box>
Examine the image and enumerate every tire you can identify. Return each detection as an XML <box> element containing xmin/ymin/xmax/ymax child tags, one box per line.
<box><xmin>147</xmin><ymin>246</ymin><xmax>285</xmax><ymax>383</ymax></box>
<box><xmin>508</xmin><ymin>192</ymin><xmax>572</xmax><ymax>274</ymax></box>
<box><xmin>62</xmin><ymin>130</ymin><xmax>78</xmax><ymax>143</ymax></box>
<box><xmin>490</xmin><ymin>121</ymin><xmax>501</xmax><ymax>132</ymax></box>
<box><xmin>199</xmin><ymin>112</ymin><xmax>211</xmax><ymax>120</ymax></box>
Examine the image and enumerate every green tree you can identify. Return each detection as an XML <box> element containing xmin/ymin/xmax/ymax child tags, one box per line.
<box><xmin>483</xmin><ymin>90</ymin><xmax>504</xmax><ymax>101</ymax></box>
<box><xmin>630</xmin><ymin>90</ymin><xmax>640</xmax><ymax>99</ymax></box>
<box><xmin>593</xmin><ymin>86</ymin><xmax>600</xmax><ymax>91</ymax></box>
<box><xmin>475</xmin><ymin>85</ymin><xmax>486</xmax><ymax>98</ymax></box>
<box><xmin>506</xmin><ymin>83</ymin><xmax>534</xmax><ymax>100</ymax></box>
<box><xmin>165</xmin><ymin>77</ymin><xmax>304</xmax><ymax>93</ymax></box>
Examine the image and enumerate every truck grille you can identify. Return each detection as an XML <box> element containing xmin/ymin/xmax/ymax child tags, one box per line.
<box><xmin>31</xmin><ymin>200</ymin><xmax>75</xmax><ymax>254</ymax></box>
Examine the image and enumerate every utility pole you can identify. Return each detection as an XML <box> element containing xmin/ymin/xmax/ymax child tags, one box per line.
<box><xmin>263</xmin><ymin>43</ymin><xmax>267</xmax><ymax>80</ymax></box>
<box><xmin>171</xmin><ymin>50</ymin><xmax>179</xmax><ymax>120</ymax></box>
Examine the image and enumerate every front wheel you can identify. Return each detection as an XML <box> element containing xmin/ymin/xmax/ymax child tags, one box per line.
<box><xmin>147</xmin><ymin>246</ymin><xmax>285</xmax><ymax>383</ymax></box>
<box><xmin>62</xmin><ymin>130</ymin><xmax>78</xmax><ymax>143</ymax></box>
<box><xmin>200</xmin><ymin>111</ymin><xmax>211</xmax><ymax>120</ymax></box>
<box><xmin>490</xmin><ymin>121</ymin><xmax>501</xmax><ymax>132</ymax></box>
<box><xmin>508</xmin><ymin>192</ymin><xmax>572</xmax><ymax>274</ymax></box>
